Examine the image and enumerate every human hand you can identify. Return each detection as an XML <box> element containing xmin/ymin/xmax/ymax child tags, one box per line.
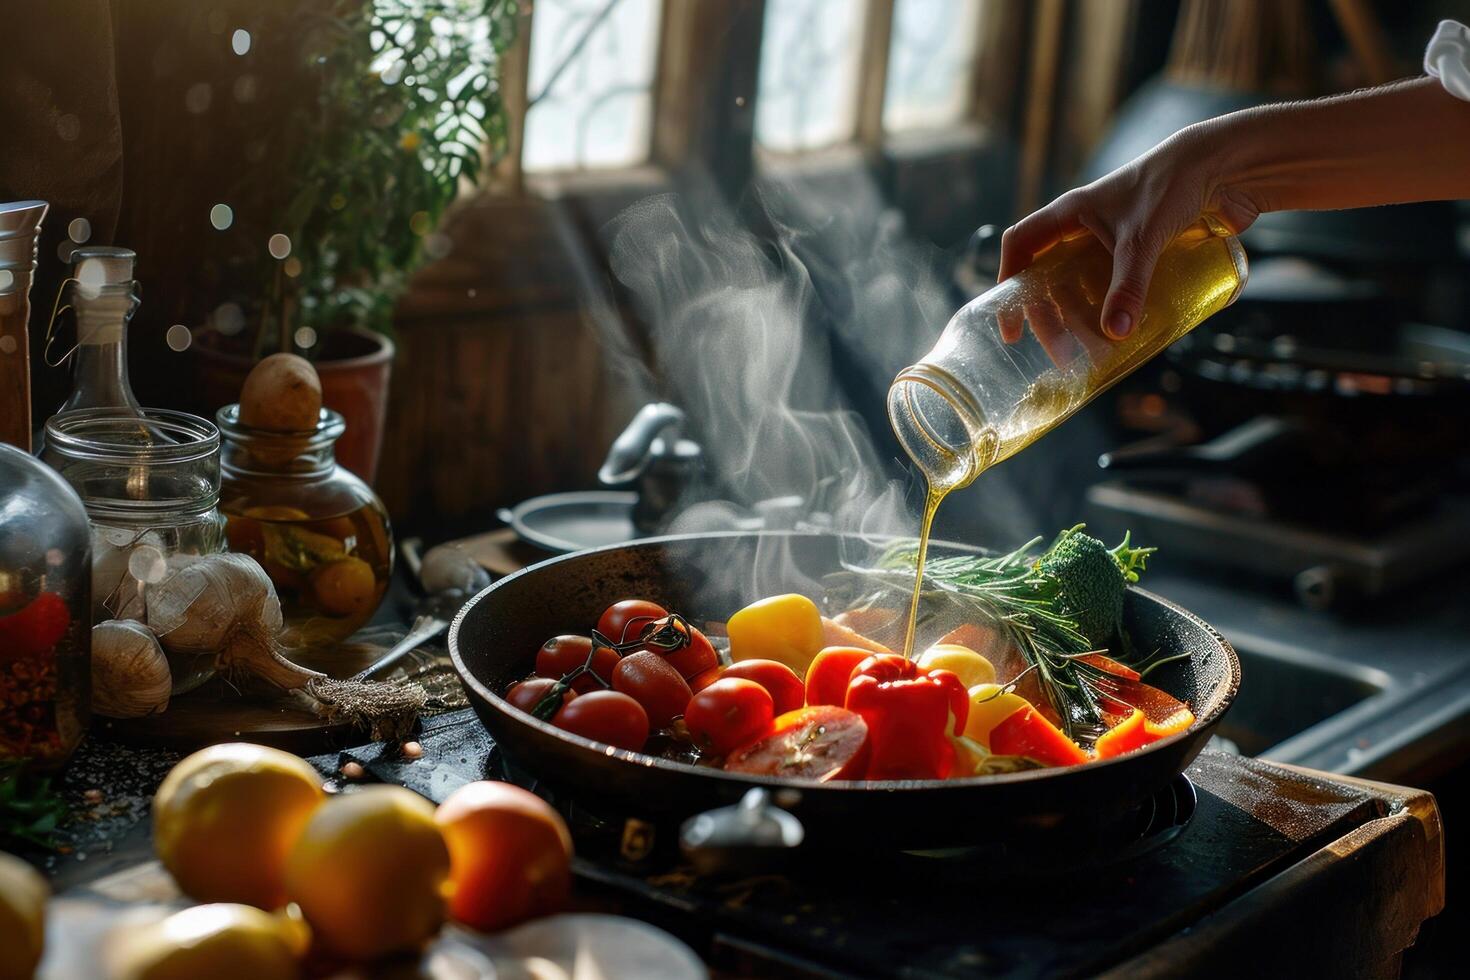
<box><xmin>997</xmin><ymin>123</ymin><xmax>1263</xmax><ymax>340</ymax></box>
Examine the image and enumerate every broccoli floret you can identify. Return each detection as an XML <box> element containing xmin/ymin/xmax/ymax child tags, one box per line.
<box><xmin>1035</xmin><ymin>525</ymin><xmax>1154</xmax><ymax>650</ymax></box>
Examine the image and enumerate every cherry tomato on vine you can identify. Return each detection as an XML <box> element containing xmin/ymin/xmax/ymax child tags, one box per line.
<box><xmin>636</xmin><ymin>616</ymin><xmax>718</xmax><ymax>680</ymax></box>
<box><xmin>552</xmin><ymin>691</ymin><xmax>649</xmax><ymax>751</ymax></box>
<box><xmin>595</xmin><ymin>600</ymin><xmax>669</xmax><ymax>646</ymax></box>
<box><xmin>505</xmin><ymin>678</ymin><xmax>575</xmax><ymax>716</ymax></box>
<box><xmin>688</xmin><ymin>666</ymin><xmax>724</xmax><ymax>694</ymax></box>
<box><xmin>720</xmin><ymin>659</ymin><xmax>804</xmax><ymax>715</ymax></box>
<box><xmin>535</xmin><ymin>635</ymin><xmax>618</xmax><ymax>693</ymax></box>
<box><xmin>610</xmin><ymin>652</ymin><xmax>692</xmax><ymax>728</ymax></box>
<box><xmin>683</xmin><ymin>678</ymin><xmax>774</xmax><ymax>756</ymax></box>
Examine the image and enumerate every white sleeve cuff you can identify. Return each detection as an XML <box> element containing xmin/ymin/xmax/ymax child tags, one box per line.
<box><xmin>1425</xmin><ymin>19</ymin><xmax>1470</xmax><ymax>101</ymax></box>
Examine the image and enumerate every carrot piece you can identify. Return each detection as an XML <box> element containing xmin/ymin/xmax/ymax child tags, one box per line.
<box><xmin>1144</xmin><ymin>707</ymin><xmax>1195</xmax><ymax>738</ymax></box>
<box><xmin>820</xmin><ymin>617</ymin><xmax>893</xmax><ymax>656</ymax></box>
<box><xmin>1077</xmin><ymin>652</ymin><xmax>1140</xmax><ymax>682</ymax></box>
<box><xmin>989</xmin><ymin>706</ymin><xmax>1089</xmax><ymax>767</ymax></box>
<box><xmin>1094</xmin><ymin>709</ymin><xmax>1152</xmax><ymax>759</ymax></box>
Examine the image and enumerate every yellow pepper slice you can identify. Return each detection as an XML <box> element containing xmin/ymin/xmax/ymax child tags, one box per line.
<box><xmin>728</xmin><ymin>594</ymin><xmax>826</xmax><ymax>676</ymax></box>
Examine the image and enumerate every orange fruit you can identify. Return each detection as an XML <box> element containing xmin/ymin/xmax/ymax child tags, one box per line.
<box><xmin>284</xmin><ymin>786</ymin><xmax>449</xmax><ymax>960</ymax></box>
<box><xmin>103</xmin><ymin>903</ymin><xmax>308</xmax><ymax>980</ymax></box>
<box><xmin>435</xmin><ymin>781</ymin><xmax>573</xmax><ymax>933</ymax></box>
<box><xmin>309</xmin><ymin>557</ymin><xmax>378</xmax><ymax>617</ymax></box>
<box><xmin>153</xmin><ymin>744</ymin><xmax>324</xmax><ymax>910</ymax></box>
<box><xmin>0</xmin><ymin>852</ymin><xmax>48</xmax><ymax>980</ymax></box>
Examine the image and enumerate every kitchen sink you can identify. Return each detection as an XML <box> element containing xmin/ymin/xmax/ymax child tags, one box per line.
<box><xmin>1212</xmin><ymin>638</ymin><xmax>1394</xmax><ymax>758</ymax></box>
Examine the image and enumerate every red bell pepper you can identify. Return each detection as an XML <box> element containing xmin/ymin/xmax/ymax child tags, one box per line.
<box><xmin>844</xmin><ymin>654</ymin><xmax>969</xmax><ymax>780</ymax></box>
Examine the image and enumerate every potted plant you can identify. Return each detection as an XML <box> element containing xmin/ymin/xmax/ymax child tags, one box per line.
<box><xmin>193</xmin><ymin>0</ymin><xmax>519</xmax><ymax>482</ymax></box>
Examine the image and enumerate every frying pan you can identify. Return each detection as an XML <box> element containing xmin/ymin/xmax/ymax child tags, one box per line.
<box><xmin>449</xmin><ymin>532</ymin><xmax>1240</xmax><ymax>851</ymax></box>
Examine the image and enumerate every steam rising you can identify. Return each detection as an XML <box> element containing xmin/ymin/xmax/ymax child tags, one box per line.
<box><xmin>582</xmin><ymin>175</ymin><xmax>1063</xmax><ymax>597</ymax></box>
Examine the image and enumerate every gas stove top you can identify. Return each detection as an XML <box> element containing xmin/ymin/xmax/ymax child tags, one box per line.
<box><xmin>1085</xmin><ymin>480</ymin><xmax>1470</xmax><ymax>611</ymax></box>
<box><xmin>319</xmin><ymin>710</ymin><xmax>1444</xmax><ymax>979</ymax></box>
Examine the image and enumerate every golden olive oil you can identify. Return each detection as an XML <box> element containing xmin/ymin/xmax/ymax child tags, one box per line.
<box><xmin>892</xmin><ymin>219</ymin><xmax>1248</xmax><ymax>657</ymax></box>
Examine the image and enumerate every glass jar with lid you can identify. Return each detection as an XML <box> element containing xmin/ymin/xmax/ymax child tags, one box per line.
<box><xmin>216</xmin><ymin>404</ymin><xmax>393</xmax><ymax>647</ymax></box>
<box><xmin>41</xmin><ymin>409</ymin><xmax>227</xmax><ymax>692</ymax></box>
<box><xmin>0</xmin><ymin>443</ymin><xmax>92</xmax><ymax>769</ymax></box>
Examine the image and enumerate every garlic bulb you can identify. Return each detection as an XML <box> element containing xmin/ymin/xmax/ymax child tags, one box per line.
<box><xmin>92</xmin><ymin>620</ymin><xmax>171</xmax><ymax>718</ymax></box>
<box><xmin>144</xmin><ymin>553</ymin><xmax>426</xmax><ymax>740</ymax></box>
<box><xmin>147</xmin><ymin>552</ymin><xmax>283</xmax><ymax>656</ymax></box>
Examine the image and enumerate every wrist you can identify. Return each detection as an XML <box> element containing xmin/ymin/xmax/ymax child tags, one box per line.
<box><xmin>1165</xmin><ymin>109</ymin><xmax>1276</xmax><ymax>229</ymax></box>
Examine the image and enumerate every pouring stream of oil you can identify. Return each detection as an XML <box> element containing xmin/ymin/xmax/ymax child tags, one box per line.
<box><xmin>898</xmin><ymin>376</ymin><xmax>1085</xmax><ymax>660</ymax></box>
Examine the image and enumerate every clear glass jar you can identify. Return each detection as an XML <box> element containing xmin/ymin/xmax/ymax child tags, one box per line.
<box><xmin>889</xmin><ymin>218</ymin><xmax>1248</xmax><ymax>492</ymax></box>
<box><xmin>216</xmin><ymin>405</ymin><xmax>393</xmax><ymax>647</ymax></box>
<box><xmin>41</xmin><ymin>409</ymin><xmax>227</xmax><ymax>692</ymax></box>
<box><xmin>0</xmin><ymin>443</ymin><xmax>92</xmax><ymax>769</ymax></box>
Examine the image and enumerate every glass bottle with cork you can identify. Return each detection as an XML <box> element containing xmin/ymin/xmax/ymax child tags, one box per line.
<box><xmin>50</xmin><ymin>246</ymin><xmax>144</xmax><ymax>416</ymax></box>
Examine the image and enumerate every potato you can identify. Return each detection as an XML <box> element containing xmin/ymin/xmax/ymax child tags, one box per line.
<box><xmin>239</xmin><ymin>353</ymin><xmax>322</xmax><ymax>432</ymax></box>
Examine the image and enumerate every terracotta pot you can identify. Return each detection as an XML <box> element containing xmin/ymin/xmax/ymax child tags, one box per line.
<box><xmin>190</xmin><ymin>326</ymin><xmax>395</xmax><ymax>484</ymax></box>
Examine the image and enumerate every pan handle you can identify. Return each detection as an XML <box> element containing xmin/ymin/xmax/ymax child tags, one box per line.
<box><xmin>679</xmin><ymin>787</ymin><xmax>805</xmax><ymax>875</ymax></box>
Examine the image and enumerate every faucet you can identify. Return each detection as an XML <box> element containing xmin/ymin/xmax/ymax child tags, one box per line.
<box><xmin>598</xmin><ymin>403</ymin><xmax>705</xmax><ymax>533</ymax></box>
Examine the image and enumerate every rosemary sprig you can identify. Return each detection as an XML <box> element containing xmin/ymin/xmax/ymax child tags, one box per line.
<box><xmin>832</xmin><ymin>536</ymin><xmax>1144</xmax><ymax>743</ymax></box>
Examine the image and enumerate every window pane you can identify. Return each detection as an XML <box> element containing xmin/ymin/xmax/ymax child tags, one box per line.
<box><xmin>523</xmin><ymin>0</ymin><xmax>661</xmax><ymax>172</ymax></box>
<box><xmin>755</xmin><ymin>0</ymin><xmax>865</xmax><ymax>153</ymax></box>
<box><xmin>884</xmin><ymin>0</ymin><xmax>983</xmax><ymax>133</ymax></box>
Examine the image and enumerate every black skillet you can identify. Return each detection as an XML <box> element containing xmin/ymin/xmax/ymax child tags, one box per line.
<box><xmin>448</xmin><ymin>532</ymin><xmax>1240</xmax><ymax>852</ymax></box>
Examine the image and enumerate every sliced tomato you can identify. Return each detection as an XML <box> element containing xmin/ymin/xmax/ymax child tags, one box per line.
<box><xmin>724</xmin><ymin>706</ymin><xmax>870</xmax><ymax>781</ymax></box>
<box><xmin>989</xmin><ymin>706</ymin><xmax>1089</xmax><ymax>767</ymax></box>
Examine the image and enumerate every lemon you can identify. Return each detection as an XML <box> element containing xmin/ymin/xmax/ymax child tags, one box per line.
<box><xmin>0</xmin><ymin>852</ymin><xmax>47</xmax><ymax>980</ymax></box>
<box><xmin>285</xmin><ymin>785</ymin><xmax>449</xmax><ymax>960</ymax></box>
<box><xmin>103</xmin><ymin>903</ymin><xmax>308</xmax><ymax>980</ymax></box>
<box><xmin>153</xmin><ymin>743</ymin><xmax>325</xmax><ymax>909</ymax></box>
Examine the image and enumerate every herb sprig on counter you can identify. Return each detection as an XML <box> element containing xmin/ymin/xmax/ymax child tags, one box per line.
<box><xmin>834</xmin><ymin>525</ymin><xmax>1157</xmax><ymax>742</ymax></box>
<box><xmin>0</xmin><ymin>762</ymin><xmax>69</xmax><ymax>851</ymax></box>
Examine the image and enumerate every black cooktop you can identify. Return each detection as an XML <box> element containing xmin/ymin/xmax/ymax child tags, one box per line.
<box><xmin>318</xmin><ymin>709</ymin><xmax>1441</xmax><ymax>979</ymax></box>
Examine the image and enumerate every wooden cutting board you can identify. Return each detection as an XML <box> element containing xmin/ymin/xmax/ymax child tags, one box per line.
<box><xmin>98</xmin><ymin>637</ymin><xmax>398</xmax><ymax>753</ymax></box>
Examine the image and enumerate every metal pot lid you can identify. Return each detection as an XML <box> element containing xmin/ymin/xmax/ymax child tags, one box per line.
<box><xmin>498</xmin><ymin>491</ymin><xmax>639</xmax><ymax>554</ymax></box>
